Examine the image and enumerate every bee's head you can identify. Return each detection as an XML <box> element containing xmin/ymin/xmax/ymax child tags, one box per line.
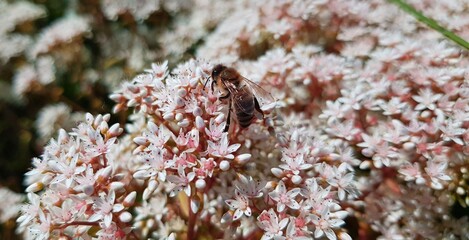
<box><xmin>211</xmin><ymin>64</ymin><xmax>226</xmax><ymax>79</ymax></box>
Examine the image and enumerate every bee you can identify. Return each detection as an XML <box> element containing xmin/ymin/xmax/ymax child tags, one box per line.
<box><xmin>206</xmin><ymin>64</ymin><xmax>275</xmax><ymax>132</ymax></box>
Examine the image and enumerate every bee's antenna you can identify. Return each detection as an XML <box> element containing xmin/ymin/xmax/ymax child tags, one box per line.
<box><xmin>203</xmin><ymin>76</ymin><xmax>211</xmax><ymax>90</ymax></box>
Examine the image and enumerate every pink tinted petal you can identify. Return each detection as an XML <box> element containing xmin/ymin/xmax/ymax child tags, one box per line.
<box><xmin>227</xmin><ymin>143</ymin><xmax>241</xmax><ymax>152</ymax></box>
<box><xmin>103</xmin><ymin>213</ymin><xmax>113</xmax><ymax>227</ymax></box>
<box><xmin>225</xmin><ymin>200</ymin><xmax>238</xmax><ymax>209</ymax></box>
<box><xmin>324</xmin><ymin>228</ymin><xmax>337</xmax><ymax>240</ymax></box>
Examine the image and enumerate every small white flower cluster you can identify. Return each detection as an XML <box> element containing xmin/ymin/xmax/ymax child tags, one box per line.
<box><xmin>17</xmin><ymin>114</ymin><xmax>139</xmax><ymax>239</ymax></box>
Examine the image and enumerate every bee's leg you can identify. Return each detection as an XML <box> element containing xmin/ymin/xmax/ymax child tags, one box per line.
<box><xmin>224</xmin><ymin>99</ymin><xmax>231</xmax><ymax>132</ymax></box>
<box><xmin>254</xmin><ymin>97</ymin><xmax>264</xmax><ymax>118</ymax></box>
<box><xmin>211</xmin><ymin>80</ymin><xmax>215</xmax><ymax>93</ymax></box>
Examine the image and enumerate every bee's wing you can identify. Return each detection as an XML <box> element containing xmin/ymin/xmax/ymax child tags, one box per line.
<box><xmin>241</xmin><ymin>76</ymin><xmax>276</xmax><ymax>112</ymax></box>
<box><xmin>224</xmin><ymin>83</ymin><xmax>254</xmax><ymax>115</ymax></box>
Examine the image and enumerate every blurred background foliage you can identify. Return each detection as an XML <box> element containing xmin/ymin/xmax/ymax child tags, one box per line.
<box><xmin>0</xmin><ymin>1</ymin><xmax>219</xmax><ymax>237</ymax></box>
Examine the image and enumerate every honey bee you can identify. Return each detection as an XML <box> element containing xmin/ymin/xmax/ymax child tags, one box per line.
<box><xmin>206</xmin><ymin>64</ymin><xmax>275</xmax><ymax>132</ymax></box>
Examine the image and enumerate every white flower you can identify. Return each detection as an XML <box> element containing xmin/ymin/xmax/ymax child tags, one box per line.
<box><xmin>225</xmin><ymin>190</ymin><xmax>252</xmax><ymax>221</ymax></box>
<box><xmin>268</xmin><ymin>181</ymin><xmax>301</xmax><ymax>212</ymax></box>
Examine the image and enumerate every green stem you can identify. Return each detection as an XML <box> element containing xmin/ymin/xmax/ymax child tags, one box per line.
<box><xmin>388</xmin><ymin>0</ymin><xmax>469</xmax><ymax>50</ymax></box>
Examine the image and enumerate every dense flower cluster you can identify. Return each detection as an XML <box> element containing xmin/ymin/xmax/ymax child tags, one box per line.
<box><xmin>1</xmin><ymin>0</ymin><xmax>469</xmax><ymax>239</ymax></box>
<box><xmin>110</xmin><ymin>60</ymin><xmax>357</xmax><ymax>239</ymax></box>
<box><xmin>17</xmin><ymin>114</ymin><xmax>133</xmax><ymax>239</ymax></box>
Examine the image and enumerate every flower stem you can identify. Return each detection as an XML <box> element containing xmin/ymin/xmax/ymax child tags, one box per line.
<box><xmin>388</xmin><ymin>0</ymin><xmax>469</xmax><ymax>50</ymax></box>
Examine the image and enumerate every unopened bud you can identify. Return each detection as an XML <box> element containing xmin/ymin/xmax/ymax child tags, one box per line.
<box><xmin>195</xmin><ymin>179</ymin><xmax>206</xmax><ymax>189</ymax></box>
<box><xmin>219</xmin><ymin>160</ymin><xmax>230</xmax><ymax>171</ymax></box>
<box><xmin>127</xmin><ymin>99</ymin><xmax>138</xmax><ymax>107</ymax></box>
<box><xmin>26</xmin><ymin>182</ymin><xmax>44</xmax><ymax>192</ymax></box>
<box><xmin>119</xmin><ymin>211</ymin><xmax>132</xmax><ymax>222</ymax></box>
<box><xmin>271</xmin><ymin>168</ymin><xmax>284</xmax><ymax>178</ymax></box>
<box><xmin>176</xmin><ymin>97</ymin><xmax>185</xmax><ymax>107</ymax></box>
<box><xmin>291</xmin><ymin>175</ymin><xmax>302</xmax><ymax>184</ymax></box>
<box><xmin>109</xmin><ymin>93</ymin><xmax>122</xmax><ymax>101</ymax></box>
<box><xmin>83</xmin><ymin>185</ymin><xmax>94</xmax><ymax>196</ymax></box>
<box><xmin>99</xmin><ymin>121</ymin><xmax>109</xmax><ymax>133</ymax></box>
<box><xmin>193</xmin><ymin>107</ymin><xmax>203</xmax><ymax>117</ymax></box>
<box><xmin>143</xmin><ymin>188</ymin><xmax>152</xmax><ymax>201</ymax></box>
<box><xmin>178</xmin><ymin>119</ymin><xmax>190</xmax><ymax>127</ymax></box>
<box><xmin>85</xmin><ymin>113</ymin><xmax>94</xmax><ymax>124</ymax></box>
<box><xmin>175</xmin><ymin>113</ymin><xmax>184</xmax><ymax>121</ymax></box>
<box><xmin>359</xmin><ymin>160</ymin><xmax>371</xmax><ymax>169</ymax></box>
<box><xmin>178</xmin><ymin>89</ymin><xmax>187</xmax><ymax>97</ymax></box>
<box><xmin>58</xmin><ymin>129</ymin><xmax>69</xmax><ymax>144</ymax></box>
<box><xmin>163</xmin><ymin>112</ymin><xmax>174</xmax><ymax>120</ymax></box>
<box><xmin>108</xmin><ymin>123</ymin><xmax>122</xmax><ymax>137</ymax></box>
<box><xmin>110</xmin><ymin>182</ymin><xmax>125</xmax><ymax>192</ymax></box>
<box><xmin>133</xmin><ymin>170</ymin><xmax>150</xmax><ymax>180</ymax></box>
<box><xmin>234</xmin><ymin>154</ymin><xmax>251</xmax><ymax>165</ymax></box>
<box><xmin>148</xmin><ymin>179</ymin><xmax>158</xmax><ymax>192</ymax></box>
<box><xmin>123</xmin><ymin>191</ymin><xmax>137</xmax><ymax>207</ymax></box>
<box><xmin>97</xmin><ymin>166</ymin><xmax>113</xmax><ymax>182</ymax></box>
<box><xmin>195</xmin><ymin>116</ymin><xmax>205</xmax><ymax>130</ymax></box>
<box><xmin>133</xmin><ymin>136</ymin><xmax>147</xmax><ymax>145</ymax></box>
<box><xmin>94</xmin><ymin>114</ymin><xmax>103</xmax><ymax>127</ymax></box>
